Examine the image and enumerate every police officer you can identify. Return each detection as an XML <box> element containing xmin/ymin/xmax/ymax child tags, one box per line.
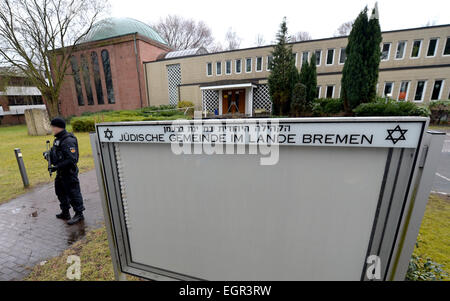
<box><xmin>47</xmin><ymin>117</ymin><xmax>85</xmax><ymax>225</ymax></box>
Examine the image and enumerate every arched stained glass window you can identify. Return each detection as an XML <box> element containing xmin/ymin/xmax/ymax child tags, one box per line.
<box><xmin>70</xmin><ymin>56</ymin><xmax>84</xmax><ymax>106</ymax></box>
<box><xmin>91</xmin><ymin>52</ymin><xmax>104</xmax><ymax>104</ymax></box>
<box><xmin>80</xmin><ymin>54</ymin><xmax>94</xmax><ymax>105</ymax></box>
<box><xmin>101</xmin><ymin>50</ymin><xmax>115</xmax><ymax>104</ymax></box>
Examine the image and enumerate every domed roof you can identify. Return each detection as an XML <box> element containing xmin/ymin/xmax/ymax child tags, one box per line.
<box><xmin>82</xmin><ymin>17</ymin><xmax>167</xmax><ymax>45</ymax></box>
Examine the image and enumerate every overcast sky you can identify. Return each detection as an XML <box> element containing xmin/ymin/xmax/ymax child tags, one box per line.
<box><xmin>109</xmin><ymin>0</ymin><xmax>449</xmax><ymax>48</ymax></box>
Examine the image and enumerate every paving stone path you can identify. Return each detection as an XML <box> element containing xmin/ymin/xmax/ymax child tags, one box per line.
<box><xmin>0</xmin><ymin>170</ymin><xmax>104</xmax><ymax>280</ymax></box>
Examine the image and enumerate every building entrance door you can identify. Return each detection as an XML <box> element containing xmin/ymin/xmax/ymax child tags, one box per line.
<box><xmin>222</xmin><ymin>89</ymin><xmax>245</xmax><ymax>115</ymax></box>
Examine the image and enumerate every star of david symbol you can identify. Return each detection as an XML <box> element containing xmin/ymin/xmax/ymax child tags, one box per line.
<box><xmin>385</xmin><ymin>125</ymin><xmax>407</xmax><ymax>145</ymax></box>
<box><xmin>104</xmin><ymin>128</ymin><xmax>113</xmax><ymax>141</ymax></box>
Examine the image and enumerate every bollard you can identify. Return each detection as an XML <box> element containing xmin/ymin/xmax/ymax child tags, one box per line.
<box><xmin>14</xmin><ymin>148</ymin><xmax>30</xmax><ymax>188</ymax></box>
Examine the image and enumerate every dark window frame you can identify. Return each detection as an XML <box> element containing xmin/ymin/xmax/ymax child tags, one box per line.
<box><xmin>70</xmin><ymin>56</ymin><xmax>84</xmax><ymax>106</ymax></box>
<box><xmin>431</xmin><ymin>80</ymin><xmax>443</xmax><ymax>100</ymax></box>
<box><xmin>443</xmin><ymin>37</ymin><xmax>450</xmax><ymax>56</ymax></box>
<box><xmin>206</xmin><ymin>62</ymin><xmax>213</xmax><ymax>76</ymax></box>
<box><xmin>339</xmin><ymin>48</ymin><xmax>346</xmax><ymax>64</ymax></box>
<box><xmin>91</xmin><ymin>51</ymin><xmax>104</xmax><ymax>105</ymax></box>
<box><xmin>80</xmin><ymin>54</ymin><xmax>94</xmax><ymax>105</ymax></box>
<box><xmin>326</xmin><ymin>49</ymin><xmax>334</xmax><ymax>65</ymax></box>
<box><xmin>427</xmin><ymin>38</ymin><xmax>439</xmax><ymax>57</ymax></box>
<box><xmin>101</xmin><ymin>49</ymin><xmax>115</xmax><ymax>104</ymax></box>
<box><xmin>326</xmin><ymin>85</ymin><xmax>334</xmax><ymax>98</ymax></box>
<box><xmin>414</xmin><ymin>80</ymin><xmax>426</xmax><ymax>102</ymax></box>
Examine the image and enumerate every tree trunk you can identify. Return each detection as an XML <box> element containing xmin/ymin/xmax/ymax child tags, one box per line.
<box><xmin>44</xmin><ymin>93</ymin><xmax>60</xmax><ymax>120</ymax></box>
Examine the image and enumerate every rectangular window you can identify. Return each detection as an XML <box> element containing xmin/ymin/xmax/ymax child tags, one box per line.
<box><xmin>267</xmin><ymin>56</ymin><xmax>273</xmax><ymax>71</ymax></box>
<box><xmin>315</xmin><ymin>50</ymin><xmax>321</xmax><ymax>66</ymax></box>
<box><xmin>414</xmin><ymin>80</ymin><xmax>427</xmax><ymax>102</ymax></box>
<box><xmin>206</xmin><ymin>62</ymin><xmax>212</xmax><ymax>76</ymax></box>
<box><xmin>427</xmin><ymin>38</ymin><xmax>439</xmax><ymax>57</ymax></box>
<box><xmin>256</xmin><ymin>56</ymin><xmax>263</xmax><ymax>72</ymax></box>
<box><xmin>216</xmin><ymin>61</ymin><xmax>222</xmax><ymax>76</ymax></box>
<box><xmin>411</xmin><ymin>40</ymin><xmax>422</xmax><ymax>58</ymax></box>
<box><xmin>316</xmin><ymin>86</ymin><xmax>321</xmax><ymax>98</ymax></box>
<box><xmin>326</xmin><ymin>49</ymin><xmax>334</xmax><ymax>65</ymax></box>
<box><xmin>383</xmin><ymin>82</ymin><xmax>394</xmax><ymax>97</ymax></box>
<box><xmin>395</xmin><ymin>41</ymin><xmax>406</xmax><ymax>59</ymax></box>
<box><xmin>339</xmin><ymin>48</ymin><xmax>346</xmax><ymax>64</ymax></box>
<box><xmin>444</xmin><ymin>37</ymin><xmax>450</xmax><ymax>55</ymax></box>
<box><xmin>431</xmin><ymin>80</ymin><xmax>444</xmax><ymax>100</ymax></box>
<box><xmin>235</xmin><ymin>59</ymin><xmax>242</xmax><ymax>74</ymax></box>
<box><xmin>225</xmin><ymin>60</ymin><xmax>232</xmax><ymax>75</ymax></box>
<box><xmin>381</xmin><ymin>43</ymin><xmax>391</xmax><ymax>61</ymax></box>
<box><xmin>398</xmin><ymin>81</ymin><xmax>410</xmax><ymax>101</ymax></box>
<box><xmin>8</xmin><ymin>95</ymin><xmax>43</xmax><ymax>106</ymax></box>
<box><xmin>326</xmin><ymin>85</ymin><xmax>334</xmax><ymax>98</ymax></box>
<box><xmin>302</xmin><ymin>51</ymin><xmax>309</xmax><ymax>65</ymax></box>
<box><xmin>245</xmin><ymin>58</ymin><xmax>252</xmax><ymax>73</ymax></box>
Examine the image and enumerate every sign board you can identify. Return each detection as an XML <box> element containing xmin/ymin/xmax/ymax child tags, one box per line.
<box><xmin>91</xmin><ymin>117</ymin><xmax>441</xmax><ymax>281</ymax></box>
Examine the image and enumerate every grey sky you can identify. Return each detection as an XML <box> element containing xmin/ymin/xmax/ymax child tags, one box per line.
<box><xmin>110</xmin><ymin>0</ymin><xmax>449</xmax><ymax>47</ymax></box>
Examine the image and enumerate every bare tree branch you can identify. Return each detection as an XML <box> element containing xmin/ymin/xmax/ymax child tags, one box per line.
<box><xmin>0</xmin><ymin>0</ymin><xmax>108</xmax><ymax>118</ymax></box>
<box><xmin>224</xmin><ymin>28</ymin><xmax>241</xmax><ymax>50</ymax></box>
<box><xmin>254</xmin><ymin>34</ymin><xmax>266</xmax><ymax>47</ymax></box>
<box><xmin>291</xmin><ymin>31</ymin><xmax>312</xmax><ymax>42</ymax></box>
<box><xmin>153</xmin><ymin>15</ymin><xmax>214</xmax><ymax>50</ymax></box>
<box><xmin>334</xmin><ymin>21</ymin><xmax>354</xmax><ymax>37</ymax></box>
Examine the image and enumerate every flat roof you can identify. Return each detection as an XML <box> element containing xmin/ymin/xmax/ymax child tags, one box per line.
<box><xmin>144</xmin><ymin>23</ymin><xmax>450</xmax><ymax>64</ymax></box>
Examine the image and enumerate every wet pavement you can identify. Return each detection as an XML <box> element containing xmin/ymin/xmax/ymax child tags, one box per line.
<box><xmin>0</xmin><ymin>170</ymin><xmax>104</xmax><ymax>280</ymax></box>
<box><xmin>431</xmin><ymin>130</ymin><xmax>450</xmax><ymax>195</ymax></box>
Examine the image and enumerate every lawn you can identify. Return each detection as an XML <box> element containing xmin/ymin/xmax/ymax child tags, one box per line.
<box><xmin>413</xmin><ymin>194</ymin><xmax>450</xmax><ymax>277</ymax></box>
<box><xmin>0</xmin><ymin>125</ymin><xmax>94</xmax><ymax>205</ymax></box>
<box><xmin>25</xmin><ymin>227</ymin><xmax>117</xmax><ymax>281</ymax></box>
<box><xmin>428</xmin><ymin>124</ymin><xmax>450</xmax><ymax>132</ymax></box>
<box><xmin>24</xmin><ymin>226</ymin><xmax>140</xmax><ymax>281</ymax></box>
<box><xmin>24</xmin><ymin>193</ymin><xmax>450</xmax><ymax>281</ymax></box>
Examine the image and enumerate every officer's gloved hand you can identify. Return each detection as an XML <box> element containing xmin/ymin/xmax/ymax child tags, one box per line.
<box><xmin>48</xmin><ymin>165</ymin><xmax>58</xmax><ymax>172</ymax></box>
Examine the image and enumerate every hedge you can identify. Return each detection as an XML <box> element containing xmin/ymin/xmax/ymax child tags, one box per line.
<box><xmin>312</xmin><ymin>98</ymin><xmax>344</xmax><ymax>116</ymax></box>
<box><xmin>428</xmin><ymin>100</ymin><xmax>449</xmax><ymax>124</ymax></box>
<box><xmin>71</xmin><ymin>115</ymin><xmax>188</xmax><ymax>132</ymax></box>
<box><xmin>71</xmin><ymin>105</ymin><xmax>189</xmax><ymax>132</ymax></box>
<box><xmin>353</xmin><ymin>99</ymin><xmax>430</xmax><ymax>117</ymax></box>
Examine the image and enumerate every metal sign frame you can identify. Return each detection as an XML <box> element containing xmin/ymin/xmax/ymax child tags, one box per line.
<box><xmin>90</xmin><ymin>117</ymin><xmax>443</xmax><ymax>281</ymax></box>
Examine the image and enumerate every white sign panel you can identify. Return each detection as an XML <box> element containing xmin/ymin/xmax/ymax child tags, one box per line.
<box><xmin>94</xmin><ymin>117</ymin><xmax>430</xmax><ymax>281</ymax></box>
<box><xmin>97</xmin><ymin>118</ymin><xmax>424</xmax><ymax>148</ymax></box>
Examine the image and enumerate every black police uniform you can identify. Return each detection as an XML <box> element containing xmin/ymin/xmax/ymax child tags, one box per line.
<box><xmin>50</xmin><ymin>130</ymin><xmax>85</xmax><ymax>214</ymax></box>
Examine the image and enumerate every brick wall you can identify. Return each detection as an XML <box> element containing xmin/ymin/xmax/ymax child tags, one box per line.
<box><xmin>58</xmin><ymin>34</ymin><xmax>170</xmax><ymax>117</ymax></box>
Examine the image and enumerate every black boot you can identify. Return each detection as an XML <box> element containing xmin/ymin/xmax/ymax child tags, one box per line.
<box><xmin>56</xmin><ymin>210</ymin><xmax>71</xmax><ymax>220</ymax></box>
<box><xmin>67</xmin><ymin>212</ymin><xmax>84</xmax><ymax>225</ymax></box>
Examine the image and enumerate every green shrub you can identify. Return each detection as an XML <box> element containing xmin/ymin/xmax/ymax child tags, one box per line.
<box><xmin>81</xmin><ymin>111</ymin><xmax>95</xmax><ymax>116</ymax></box>
<box><xmin>312</xmin><ymin>98</ymin><xmax>344</xmax><ymax>116</ymax></box>
<box><xmin>290</xmin><ymin>83</ymin><xmax>308</xmax><ymax>116</ymax></box>
<box><xmin>354</xmin><ymin>99</ymin><xmax>429</xmax><ymax>117</ymax></box>
<box><xmin>177</xmin><ymin>100</ymin><xmax>194</xmax><ymax>108</ymax></box>
<box><xmin>71</xmin><ymin>118</ymin><xmax>95</xmax><ymax>132</ymax></box>
<box><xmin>406</xmin><ymin>254</ymin><xmax>448</xmax><ymax>281</ymax></box>
<box><xmin>71</xmin><ymin>106</ymin><xmax>189</xmax><ymax>132</ymax></box>
<box><xmin>177</xmin><ymin>100</ymin><xmax>195</xmax><ymax>115</ymax></box>
<box><xmin>428</xmin><ymin>100</ymin><xmax>449</xmax><ymax>124</ymax></box>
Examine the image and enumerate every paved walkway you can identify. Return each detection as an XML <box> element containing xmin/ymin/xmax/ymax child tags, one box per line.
<box><xmin>431</xmin><ymin>130</ymin><xmax>450</xmax><ymax>195</ymax></box>
<box><xmin>0</xmin><ymin>170</ymin><xmax>104</xmax><ymax>280</ymax></box>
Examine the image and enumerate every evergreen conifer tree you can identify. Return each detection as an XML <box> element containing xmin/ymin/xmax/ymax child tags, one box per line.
<box><xmin>341</xmin><ymin>6</ymin><xmax>381</xmax><ymax>112</ymax></box>
<box><xmin>298</xmin><ymin>53</ymin><xmax>317</xmax><ymax>107</ymax></box>
<box><xmin>306</xmin><ymin>54</ymin><xmax>317</xmax><ymax>102</ymax></box>
<box><xmin>268</xmin><ymin>17</ymin><xmax>299</xmax><ymax>115</ymax></box>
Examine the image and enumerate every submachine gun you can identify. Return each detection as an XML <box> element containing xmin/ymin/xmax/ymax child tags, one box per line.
<box><xmin>43</xmin><ymin>140</ymin><xmax>53</xmax><ymax>177</ymax></box>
